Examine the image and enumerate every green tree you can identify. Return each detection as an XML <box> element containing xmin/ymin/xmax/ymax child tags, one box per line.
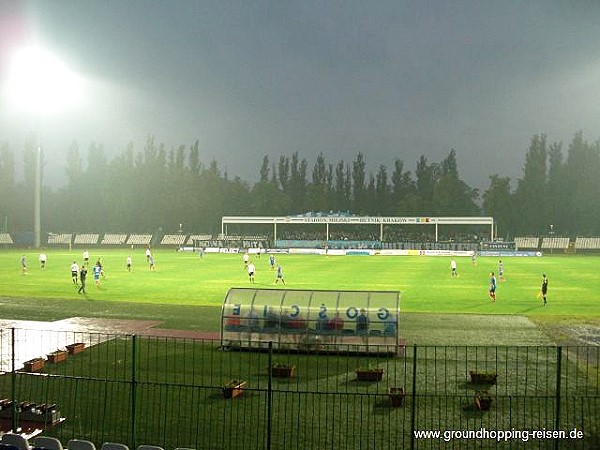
<box><xmin>374</xmin><ymin>165</ymin><xmax>391</xmax><ymax>214</ymax></box>
<box><xmin>277</xmin><ymin>155</ymin><xmax>289</xmax><ymax>192</ymax></box>
<box><xmin>415</xmin><ymin>155</ymin><xmax>436</xmax><ymax>214</ymax></box>
<box><xmin>0</xmin><ymin>144</ymin><xmax>16</xmax><ymax>232</ymax></box>
<box><xmin>288</xmin><ymin>152</ymin><xmax>308</xmax><ymax>213</ymax></box>
<box><xmin>546</xmin><ymin>142</ymin><xmax>566</xmax><ymax>233</ymax></box>
<box><xmin>514</xmin><ymin>135</ymin><xmax>547</xmax><ymax>234</ymax></box>
<box><xmin>390</xmin><ymin>158</ymin><xmax>417</xmax><ymax>215</ymax></box>
<box><xmin>307</xmin><ymin>153</ymin><xmax>330</xmax><ymax>212</ymax></box>
<box><xmin>351</xmin><ymin>152</ymin><xmax>367</xmax><ymax>213</ymax></box>
<box><xmin>189</xmin><ymin>140</ymin><xmax>201</xmax><ymax>176</ymax></box>
<box><xmin>259</xmin><ymin>155</ymin><xmax>270</xmax><ymax>183</ymax></box>
<box><xmin>434</xmin><ymin>149</ymin><xmax>479</xmax><ymax>215</ymax></box>
<box><xmin>333</xmin><ymin>160</ymin><xmax>351</xmax><ymax>212</ymax></box>
<box><xmin>482</xmin><ymin>175</ymin><xmax>514</xmax><ymax>239</ymax></box>
<box><xmin>563</xmin><ymin>132</ymin><xmax>600</xmax><ymax>235</ymax></box>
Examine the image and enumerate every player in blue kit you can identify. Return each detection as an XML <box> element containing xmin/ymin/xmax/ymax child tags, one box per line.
<box><xmin>269</xmin><ymin>254</ymin><xmax>275</xmax><ymax>270</ymax></box>
<box><xmin>93</xmin><ymin>262</ymin><xmax>102</xmax><ymax>286</ymax></box>
<box><xmin>274</xmin><ymin>265</ymin><xmax>285</xmax><ymax>285</ymax></box>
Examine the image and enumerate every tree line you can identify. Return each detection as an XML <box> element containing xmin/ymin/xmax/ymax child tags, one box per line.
<box><xmin>0</xmin><ymin>131</ymin><xmax>598</xmax><ymax>239</ymax></box>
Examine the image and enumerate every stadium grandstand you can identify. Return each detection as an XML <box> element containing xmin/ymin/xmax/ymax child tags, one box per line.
<box><xmin>214</xmin><ymin>233</ymin><xmax>268</xmax><ymax>248</ymax></box>
<box><xmin>574</xmin><ymin>236</ymin><xmax>600</xmax><ymax>251</ymax></box>
<box><xmin>47</xmin><ymin>233</ymin><xmax>72</xmax><ymax>245</ymax></box>
<box><xmin>126</xmin><ymin>234</ymin><xmax>153</xmax><ymax>246</ymax></box>
<box><xmin>514</xmin><ymin>236</ymin><xmax>540</xmax><ymax>249</ymax></box>
<box><xmin>541</xmin><ymin>236</ymin><xmax>570</xmax><ymax>251</ymax></box>
<box><xmin>160</xmin><ymin>234</ymin><xmax>187</xmax><ymax>246</ymax></box>
<box><xmin>73</xmin><ymin>233</ymin><xmax>100</xmax><ymax>245</ymax></box>
<box><xmin>3</xmin><ymin>228</ymin><xmax>600</xmax><ymax>255</ymax></box>
<box><xmin>186</xmin><ymin>234</ymin><xmax>213</xmax><ymax>245</ymax></box>
<box><xmin>101</xmin><ymin>233</ymin><xmax>128</xmax><ymax>245</ymax></box>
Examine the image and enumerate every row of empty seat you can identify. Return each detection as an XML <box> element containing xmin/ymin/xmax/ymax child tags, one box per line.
<box><xmin>540</xmin><ymin>237</ymin><xmax>570</xmax><ymax>249</ymax></box>
<box><xmin>515</xmin><ymin>236</ymin><xmax>572</xmax><ymax>250</ymax></box>
<box><xmin>514</xmin><ymin>237</ymin><xmax>540</xmax><ymax>249</ymax></box>
<box><xmin>574</xmin><ymin>236</ymin><xmax>600</xmax><ymax>249</ymax></box>
<box><xmin>126</xmin><ymin>234</ymin><xmax>152</xmax><ymax>245</ymax></box>
<box><xmin>2</xmin><ymin>232</ymin><xmax>600</xmax><ymax>251</ymax></box>
<box><xmin>73</xmin><ymin>234</ymin><xmax>100</xmax><ymax>245</ymax></box>
<box><xmin>100</xmin><ymin>234</ymin><xmax>128</xmax><ymax>245</ymax></box>
<box><xmin>0</xmin><ymin>434</ymin><xmax>180</xmax><ymax>450</ymax></box>
<box><xmin>46</xmin><ymin>234</ymin><xmax>73</xmax><ymax>245</ymax></box>
<box><xmin>0</xmin><ymin>233</ymin><xmax>14</xmax><ymax>244</ymax></box>
<box><xmin>160</xmin><ymin>234</ymin><xmax>187</xmax><ymax>245</ymax></box>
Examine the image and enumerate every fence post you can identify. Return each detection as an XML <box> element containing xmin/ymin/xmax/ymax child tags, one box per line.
<box><xmin>266</xmin><ymin>341</ymin><xmax>273</xmax><ymax>450</ymax></box>
<box><xmin>554</xmin><ymin>346</ymin><xmax>562</xmax><ymax>450</ymax></box>
<box><xmin>11</xmin><ymin>328</ymin><xmax>17</xmax><ymax>432</ymax></box>
<box><xmin>131</xmin><ymin>334</ymin><xmax>138</xmax><ymax>449</ymax></box>
<box><xmin>410</xmin><ymin>344</ymin><xmax>417</xmax><ymax>450</ymax></box>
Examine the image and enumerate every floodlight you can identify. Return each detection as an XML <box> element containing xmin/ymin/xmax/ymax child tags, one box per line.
<box><xmin>4</xmin><ymin>45</ymin><xmax>82</xmax><ymax>115</ymax></box>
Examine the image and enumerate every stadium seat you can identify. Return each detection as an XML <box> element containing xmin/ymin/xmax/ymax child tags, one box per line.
<box><xmin>101</xmin><ymin>234</ymin><xmax>128</xmax><ymax>245</ymax></box>
<box><xmin>33</xmin><ymin>438</ymin><xmax>63</xmax><ymax>450</ymax></box>
<box><xmin>67</xmin><ymin>440</ymin><xmax>96</xmax><ymax>450</ymax></box>
<box><xmin>1</xmin><ymin>434</ymin><xmax>30</xmax><ymax>450</ymax></box>
<box><xmin>136</xmin><ymin>446</ymin><xmax>164</xmax><ymax>450</ymax></box>
<box><xmin>100</xmin><ymin>443</ymin><xmax>129</xmax><ymax>450</ymax></box>
<box><xmin>0</xmin><ymin>444</ymin><xmax>20</xmax><ymax>450</ymax></box>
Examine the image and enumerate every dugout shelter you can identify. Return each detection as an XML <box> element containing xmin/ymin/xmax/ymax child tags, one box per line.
<box><xmin>221</xmin><ymin>288</ymin><xmax>401</xmax><ymax>354</ymax></box>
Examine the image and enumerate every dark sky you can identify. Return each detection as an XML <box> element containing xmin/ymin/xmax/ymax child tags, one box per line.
<box><xmin>1</xmin><ymin>1</ymin><xmax>600</xmax><ymax>190</ymax></box>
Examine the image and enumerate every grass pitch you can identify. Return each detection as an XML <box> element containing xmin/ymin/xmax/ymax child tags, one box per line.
<box><xmin>1</xmin><ymin>249</ymin><xmax>599</xmax><ymax>344</ymax></box>
<box><xmin>1</xmin><ymin>250</ymin><xmax>598</xmax><ymax>448</ymax></box>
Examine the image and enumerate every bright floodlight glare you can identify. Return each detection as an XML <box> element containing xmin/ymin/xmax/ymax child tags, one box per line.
<box><xmin>5</xmin><ymin>45</ymin><xmax>82</xmax><ymax>115</ymax></box>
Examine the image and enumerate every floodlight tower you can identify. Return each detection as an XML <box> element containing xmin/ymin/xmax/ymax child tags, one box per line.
<box><xmin>5</xmin><ymin>45</ymin><xmax>82</xmax><ymax>247</ymax></box>
<box><xmin>34</xmin><ymin>145</ymin><xmax>42</xmax><ymax>248</ymax></box>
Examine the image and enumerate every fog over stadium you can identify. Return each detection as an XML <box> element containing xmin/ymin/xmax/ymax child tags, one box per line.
<box><xmin>1</xmin><ymin>1</ymin><xmax>600</xmax><ymax>190</ymax></box>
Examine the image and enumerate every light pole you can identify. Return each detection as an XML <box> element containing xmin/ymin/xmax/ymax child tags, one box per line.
<box><xmin>4</xmin><ymin>45</ymin><xmax>82</xmax><ymax>248</ymax></box>
<box><xmin>34</xmin><ymin>145</ymin><xmax>42</xmax><ymax>248</ymax></box>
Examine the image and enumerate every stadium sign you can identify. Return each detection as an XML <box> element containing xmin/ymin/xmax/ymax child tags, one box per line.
<box><xmin>480</xmin><ymin>241</ymin><xmax>516</xmax><ymax>250</ymax></box>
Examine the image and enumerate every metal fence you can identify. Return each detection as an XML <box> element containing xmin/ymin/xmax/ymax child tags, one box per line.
<box><xmin>0</xmin><ymin>328</ymin><xmax>598</xmax><ymax>449</ymax></box>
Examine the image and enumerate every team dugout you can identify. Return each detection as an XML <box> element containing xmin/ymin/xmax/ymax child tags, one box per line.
<box><xmin>221</xmin><ymin>288</ymin><xmax>401</xmax><ymax>354</ymax></box>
